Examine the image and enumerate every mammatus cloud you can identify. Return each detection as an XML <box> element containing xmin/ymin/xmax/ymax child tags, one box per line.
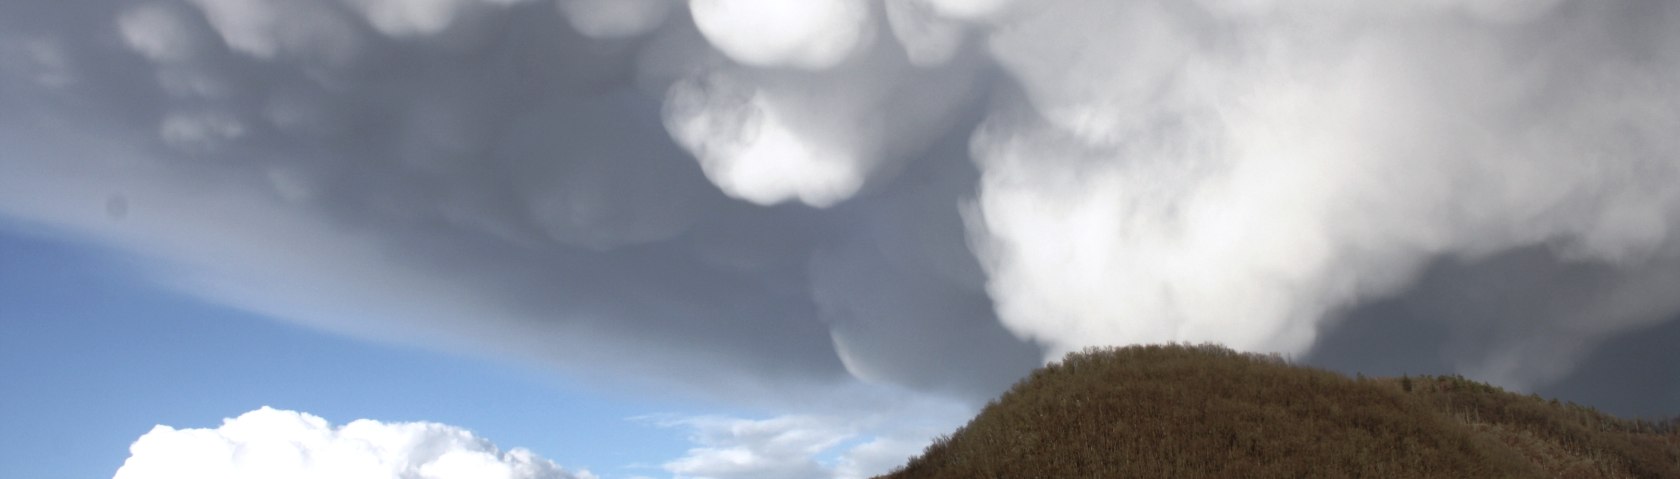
<box><xmin>114</xmin><ymin>407</ymin><xmax>592</xmax><ymax>479</ymax></box>
<box><xmin>2</xmin><ymin>2</ymin><xmax>1679</xmax><ymax>471</ymax></box>
<box><xmin>0</xmin><ymin>0</ymin><xmax>1032</xmax><ymax>406</ymax></box>
<box><xmin>689</xmin><ymin>0</ymin><xmax>872</xmax><ymax>70</ymax></box>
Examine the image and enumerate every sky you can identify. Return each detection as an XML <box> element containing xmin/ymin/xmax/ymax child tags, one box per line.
<box><xmin>0</xmin><ymin>225</ymin><xmax>699</xmax><ymax>478</ymax></box>
<box><xmin>1</xmin><ymin>0</ymin><xmax>1678</xmax><ymax>478</ymax></box>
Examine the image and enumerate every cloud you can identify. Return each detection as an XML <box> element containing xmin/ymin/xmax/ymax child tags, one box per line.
<box><xmin>653</xmin><ymin>401</ymin><xmax>964</xmax><ymax>479</ymax></box>
<box><xmin>661</xmin><ymin>19</ymin><xmax>983</xmax><ymax>208</ymax></box>
<box><xmin>341</xmin><ymin>0</ymin><xmax>529</xmax><ymax>38</ymax></box>
<box><xmin>0</xmin><ymin>0</ymin><xmax>1035</xmax><ymax>410</ymax></box>
<box><xmin>688</xmin><ymin>0</ymin><xmax>873</xmax><ymax>70</ymax></box>
<box><xmin>661</xmin><ymin>415</ymin><xmax>850</xmax><ymax>479</ymax></box>
<box><xmin>114</xmin><ymin>407</ymin><xmax>592</xmax><ymax>479</ymax></box>
<box><xmin>961</xmin><ymin>0</ymin><xmax>1680</xmax><ymax>389</ymax></box>
<box><xmin>556</xmin><ymin>0</ymin><xmax>672</xmax><ymax>39</ymax></box>
<box><xmin>183</xmin><ymin>0</ymin><xmax>364</xmax><ymax>63</ymax></box>
<box><xmin>2</xmin><ymin>0</ymin><xmax>1679</xmax><ymax>446</ymax></box>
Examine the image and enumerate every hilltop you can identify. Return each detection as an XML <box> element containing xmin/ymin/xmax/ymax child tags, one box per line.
<box><xmin>882</xmin><ymin>344</ymin><xmax>1680</xmax><ymax>478</ymax></box>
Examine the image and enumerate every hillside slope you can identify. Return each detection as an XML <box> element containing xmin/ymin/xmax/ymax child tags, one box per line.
<box><xmin>882</xmin><ymin>344</ymin><xmax>1679</xmax><ymax>479</ymax></box>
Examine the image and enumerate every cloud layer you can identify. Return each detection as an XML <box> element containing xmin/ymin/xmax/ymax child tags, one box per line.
<box><xmin>3</xmin><ymin>0</ymin><xmax>1678</xmax><ymax>443</ymax></box>
<box><xmin>114</xmin><ymin>407</ymin><xmax>591</xmax><ymax>479</ymax></box>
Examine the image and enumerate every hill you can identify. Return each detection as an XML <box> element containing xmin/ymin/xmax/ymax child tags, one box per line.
<box><xmin>881</xmin><ymin>344</ymin><xmax>1680</xmax><ymax>478</ymax></box>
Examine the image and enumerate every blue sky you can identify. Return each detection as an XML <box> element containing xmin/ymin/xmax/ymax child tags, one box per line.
<box><xmin>0</xmin><ymin>224</ymin><xmax>694</xmax><ymax>478</ymax></box>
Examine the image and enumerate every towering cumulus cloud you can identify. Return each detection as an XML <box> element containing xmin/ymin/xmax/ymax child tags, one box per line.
<box><xmin>115</xmin><ymin>407</ymin><xmax>591</xmax><ymax>479</ymax></box>
<box><xmin>2</xmin><ymin>0</ymin><xmax>1678</xmax><ymax>453</ymax></box>
<box><xmin>966</xmin><ymin>0</ymin><xmax>1680</xmax><ymax>390</ymax></box>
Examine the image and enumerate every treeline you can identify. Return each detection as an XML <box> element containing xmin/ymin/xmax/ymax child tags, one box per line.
<box><xmin>882</xmin><ymin>344</ymin><xmax>1679</xmax><ymax>479</ymax></box>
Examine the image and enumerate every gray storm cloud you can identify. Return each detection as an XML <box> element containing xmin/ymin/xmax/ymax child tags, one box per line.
<box><xmin>2</xmin><ymin>0</ymin><xmax>1678</xmax><ymax>415</ymax></box>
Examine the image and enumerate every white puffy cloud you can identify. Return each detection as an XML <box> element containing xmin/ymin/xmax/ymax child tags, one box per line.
<box><xmin>689</xmin><ymin>0</ymin><xmax>874</xmax><ymax>70</ymax></box>
<box><xmin>661</xmin><ymin>21</ymin><xmax>983</xmax><ymax>208</ymax></box>
<box><xmin>114</xmin><ymin>407</ymin><xmax>593</xmax><ymax>479</ymax></box>
<box><xmin>965</xmin><ymin>0</ymin><xmax>1680</xmax><ymax>389</ymax></box>
<box><xmin>663</xmin><ymin>70</ymin><xmax>872</xmax><ymax>207</ymax></box>
<box><xmin>984</xmin><ymin>0</ymin><xmax>1191</xmax><ymax>142</ymax></box>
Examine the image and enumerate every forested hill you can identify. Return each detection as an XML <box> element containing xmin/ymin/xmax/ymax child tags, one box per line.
<box><xmin>882</xmin><ymin>344</ymin><xmax>1680</xmax><ymax>478</ymax></box>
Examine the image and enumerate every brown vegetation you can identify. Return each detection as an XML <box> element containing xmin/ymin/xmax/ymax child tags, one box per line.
<box><xmin>882</xmin><ymin>344</ymin><xmax>1680</xmax><ymax>479</ymax></box>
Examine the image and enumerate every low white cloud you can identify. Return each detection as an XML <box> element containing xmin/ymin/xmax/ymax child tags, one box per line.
<box><xmin>657</xmin><ymin>415</ymin><xmax>935</xmax><ymax>479</ymax></box>
<box><xmin>114</xmin><ymin>407</ymin><xmax>592</xmax><ymax>479</ymax></box>
<box><xmin>661</xmin><ymin>415</ymin><xmax>851</xmax><ymax>479</ymax></box>
<box><xmin>652</xmin><ymin>391</ymin><xmax>969</xmax><ymax>479</ymax></box>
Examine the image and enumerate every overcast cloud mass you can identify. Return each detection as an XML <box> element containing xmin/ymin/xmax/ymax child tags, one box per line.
<box><xmin>3</xmin><ymin>0</ymin><xmax>1679</xmax><ymax>476</ymax></box>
